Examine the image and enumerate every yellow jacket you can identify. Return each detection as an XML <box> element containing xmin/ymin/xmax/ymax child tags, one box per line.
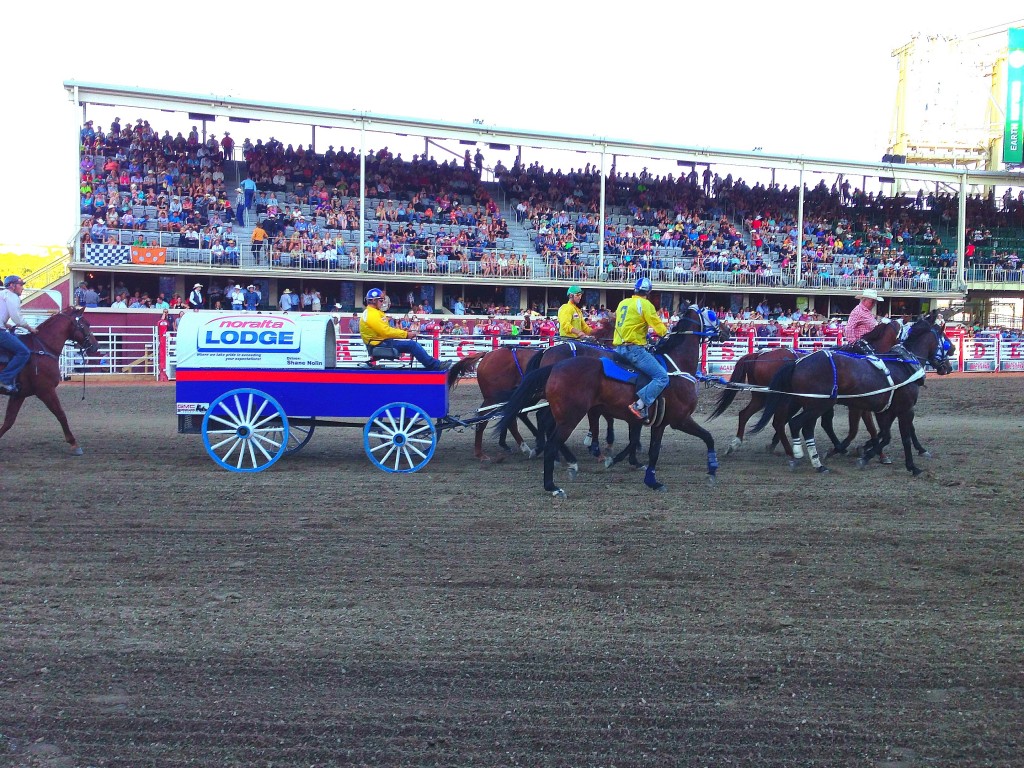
<box><xmin>613</xmin><ymin>295</ymin><xmax>667</xmax><ymax>346</ymax></box>
<box><xmin>557</xmin><ymin>301</ymin><xmax>593</xmax><ymax>338</ymax></box>
<box><xmin>360</xmin><ymin>305</ymin><xmax>408</xmax><ymax>346</ymax></box>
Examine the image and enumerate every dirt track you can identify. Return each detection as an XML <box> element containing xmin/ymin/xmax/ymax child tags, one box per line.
<box><xmin>1</xmin><ymin>375</ymin><xmax>1022</xmax><ymax>766</ymax></box>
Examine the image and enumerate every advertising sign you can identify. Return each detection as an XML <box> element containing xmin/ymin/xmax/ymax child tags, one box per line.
<box><xmin>1004</xmin><ymin>28</ymin><xmax>1024</xmax><ymax>165</ymax></box>
<box><xmin>175</xmin><ymin>311</ymin><xmax>337</xmax><ymax>369</ymax></box>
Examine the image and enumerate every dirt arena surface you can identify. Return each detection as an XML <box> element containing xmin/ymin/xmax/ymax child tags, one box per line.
<box><xmin>1</xmin><ymin>374</ymin><xmax>1022</xmax><ymax>767</ymax></box>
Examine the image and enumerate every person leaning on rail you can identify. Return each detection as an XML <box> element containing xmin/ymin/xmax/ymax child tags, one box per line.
<box><xmin>359</xmin><ymin>288</ymin><xmax>451</xmax><ymax>372</ymax></box>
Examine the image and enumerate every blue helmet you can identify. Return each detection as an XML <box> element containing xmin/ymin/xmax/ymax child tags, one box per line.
<box><xmin>634</xmin><ymin>277</ymin><xmax>652</xmax><ymax>294</ymax></box>
<box><xmin>365</xmin><ymin>288</ymin><xmax>384</xmax><ymax>303</ymax></box>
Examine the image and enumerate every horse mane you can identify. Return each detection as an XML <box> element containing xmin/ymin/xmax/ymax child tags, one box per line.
<box><xmin>904</xmin><ymin>311</ymin><xmax>938</xmax><ymax>344</ymax></box>
<box><xmin>657</xmin><ymin>306</ymin><xmax>700</xmax><ymax>356</ymax></box>
<box><xmin>860</xmin><ymin>322</ymin><xmax>890</xmax><ymax>345</ymax></box>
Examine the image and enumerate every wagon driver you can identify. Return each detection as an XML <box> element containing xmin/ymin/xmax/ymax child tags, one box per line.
<box><xmin>557</xmin><ymin>285</ymin><xmax>595</xmax><ymax>341</ymax></box>
<box><xmin>0</xmin><ymin>275</ymin><xmax>39</xmax><ymax>396</ymax></box>
<box><xmin>360</xmin><ymin>288</ymin><xmax>451</xmax><ymax>372</ymax></box>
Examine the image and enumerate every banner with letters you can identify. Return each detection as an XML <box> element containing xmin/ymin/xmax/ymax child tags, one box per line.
<box><xmin>1004</xmin><ymin>28</ymin><xmax>1024</xmax><ymax>165</ymax></box>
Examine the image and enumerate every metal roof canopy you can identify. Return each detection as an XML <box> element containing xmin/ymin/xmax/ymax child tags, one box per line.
<box><xmin>66</xmin><ymin>80</ymin><xmax>1022</xmax><ymax>293</ymax></box>
<box><xmin>65</xmin><ymin>80</ymin><xmax>1021</xmax><ymax>186</ymax></box>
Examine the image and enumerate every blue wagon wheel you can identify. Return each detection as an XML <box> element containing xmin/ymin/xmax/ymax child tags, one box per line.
<box><xmin>284</xmin><ymin>418</ymin><xmax>316</xmax><ymax>455</ymax></box>
<box><xmin>202</xmin><ymin>388</ymin><xmax>289</xmax><ymax>472</ymax></box>
<box><xmin>363</xmin><ymin>401</ymin><xmax>437</xmax><ymax>473</ymax></box>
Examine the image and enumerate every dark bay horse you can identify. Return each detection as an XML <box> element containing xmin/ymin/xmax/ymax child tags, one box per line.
<box><xmin>749</xmin><ymin>311</ymin><xmax>952</xmax><ymax>475</ymax></box>
<box><xmin>710</xmin><ymin>321</ymin><xmax>901</xmax><ymax>458</ymax></box>
<box><xmin>0</xmin><ymin>307</ymin><xmax>100</xmax><ymax>455</ymax></box>
<box><xmin>496</xmin><ymin>306</ymin><xmax>725</xmax><ymax>497</ymax></box>
<box><xmin>449</xmin><ymin>318</ymin><xmax>615</xmax><ymax>462</ymax></box>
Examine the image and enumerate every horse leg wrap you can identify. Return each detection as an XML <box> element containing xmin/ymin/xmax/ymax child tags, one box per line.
<box><xmin>707</xmin><ymin>450</ymin><xmax>719</xmax><ymax>475</ymax></box>
<box><xmin>728</xmin><ymin>436</ymin><xmax>742</xmax><ymax>453</ymax></box>
<box><xmin>806</xmin><ymin>438</ymin><xmax>822</xmax><ymax>469</ymax></box>
<box><xmin>792</xmin><ymin>438</ymin><xmax>805</xmax><ymax>460</ymax></box>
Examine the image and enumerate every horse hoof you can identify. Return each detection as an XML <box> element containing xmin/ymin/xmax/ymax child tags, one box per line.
<box><xmin>70</xmin><ymin>447</ymin><xmax>84</xmax><ymax>457</ymax></box>
<box><xmin>724</xmin><ymin>445</ymin><xmax>735</xmax><ymax>456</ymax></box>
<box><xmin>920</xmin><ymin>451</ymin><xmax>932</xmax><ymax>459</ymax></box>
<box><xmin>816</xmin><ymin>466</ymin><xmax>830</xmax><ymax>474</ymax></box>
<box><xmin>588</xmin><ymin>445</ymin><xmax>601</xmax><ymax>458</ymax></box>
<box><xmin>857</xmin><ymin>458</ymin><xmax>870</xmax><ymax>469</ymax></box>
<box><xmin>879</xmin><ymin>455</ymin><xmax>893</xmax><ymax>465</ymax></box>
<box><xmin>550</xmin><ymin>488</ymin><xmax>567</xmax><ymax>499</ymax></box>
<box><xmin>707</xmin><ymin>475</ymin><xmax>717</xmax><ymax>487</ymax></box>
<box><xmin>788</xmin><ymin>460</ymin><xmax>799</xmax><ymax>471</ymax></box>
<box><xmin>527</xmin><ymin>448</ymin><xmax>538</xmax><ymax>460</ymax></box>
<box><xmin>912</xmin><ymin>468</ymin><xmax>924</xmax><ymax>477</ymax></box>
<box><xmin>567</xmin><ymin>464</ymin><xmax>579</xmax><ymax>480</ymax></box>
<box><xmin>520</xmin><ymin>443</ymin><xmax>532</xmax><ymax>456</ymax></box>
<box><xmin>603</xmin><ymin>456</ymin><xmax>615</xmax><ymax>470</ymax></box>
<box><xmin>647</xmin><ymin>483</ymin><xmax>666</xmax><ymax>493</ymax></box>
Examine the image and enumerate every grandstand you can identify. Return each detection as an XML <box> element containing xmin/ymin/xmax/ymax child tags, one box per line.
<box><xmin>51</xmin><ymin>81</ymin><xmax>1024</xmax><ymax>326</ymax></box>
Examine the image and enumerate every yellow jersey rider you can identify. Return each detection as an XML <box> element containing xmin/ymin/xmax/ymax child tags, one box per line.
<box><xmin>557</xmin><ymin>286</ymin><xmax>594</xmax><ymax>341</ymax></box>
<box><xmin>613</xmin><ymin>277</ymin><xmax>668</xmax><ymax>422</ymax></box>
<box><xmin>360</xmin><ymin>288</ymin><xmax>451</xmax><ymax>371</ymax></box>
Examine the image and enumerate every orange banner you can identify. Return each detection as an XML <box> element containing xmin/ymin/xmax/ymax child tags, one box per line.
<box><xmin>131</xmin><ymin>246</ymin><xmax>166</xmax><ymax>265</ymax></box>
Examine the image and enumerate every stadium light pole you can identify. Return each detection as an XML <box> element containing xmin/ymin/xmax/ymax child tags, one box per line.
<box><xmin>359</xmin><ymin>121</ymin><xmax>366</xmax><ymax>276</ymax></box>
<box><xmin>598</xmin><ymin>147</ymin><xmax>607</xmax><ymax>280</ymax></box>
<box><xmin>957</xmin><ymin>172</ymin><xmax>968</xmax><ymax>289</ymax></box>
<box><xmin>795</xmin><ymin>164</ymin><xmax>805</xmax><ymax>291</ymax></box>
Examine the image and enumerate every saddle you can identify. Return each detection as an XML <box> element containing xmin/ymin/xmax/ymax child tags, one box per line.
<box><xmin>599</xmin><ymin>356</ymin><xmax>669</xmax><ymax>426</ymax></box>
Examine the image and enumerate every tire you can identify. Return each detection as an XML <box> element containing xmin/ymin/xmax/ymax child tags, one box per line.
<box><xmin>201</xmin><ymin>388</ymin><xmax>289</xmax><ymax>472</ymax></box>
<box><xmin>363</xmin><ymin>401</ymin><xmax>437</xmax><ymax>473</ymax></box>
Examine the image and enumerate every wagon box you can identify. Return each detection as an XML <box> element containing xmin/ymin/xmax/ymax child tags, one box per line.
<box><xmin>175</xmin><ymin>311</ymin><xmax>337</xmax><ymax>370</ymax></box>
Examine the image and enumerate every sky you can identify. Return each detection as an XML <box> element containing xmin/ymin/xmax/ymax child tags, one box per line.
<box><xmin>0</xmin><ymin>1</ymin><xmax>1018</xmax><ymax>248</ymax></box>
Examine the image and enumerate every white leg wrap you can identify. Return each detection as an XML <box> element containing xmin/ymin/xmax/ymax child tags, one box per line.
<box><xmin>792</xmin><ymin>438</ymin><xmax>805</xmax><ymax>460</ymax></box>
<box><xmin>806</xmin><ymin>438</ymin><xmax>821</xmax><ymax>469</ymax></box>
<box><xmin>729</xmin><ymin>436</ymin><xmax>742</xmax><ymax>451</ymax></box>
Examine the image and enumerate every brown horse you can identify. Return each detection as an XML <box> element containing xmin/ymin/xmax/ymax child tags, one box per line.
<box><xmin>749</xmin><ymin>311</ymin><xmax>952</xmax><ymax>475</ymax></box>
<box><xmin>0</xmin><ymin>307</ymin><xmax>100</xmax><ymax>455</ymax></box>
<box><xmin>496</xmin><ymin>306</ymin><xmax>725</xmax><ymax>497</ymax></box>
<box><xmin>449</xmin><ymin>318</ymin><xmax>615</xmax><ymax>462</ymax></box>
<box><xmin>710</xmin><ymin>321</ymin><xmax>901</xmax><ymax>459</ymax></box>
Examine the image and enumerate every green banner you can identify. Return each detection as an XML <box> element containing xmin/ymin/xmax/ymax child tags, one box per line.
<box><xmin>1004</xmin><ymin>28</ymin><xmax>1024</xmax><ymax>164</ymax></box>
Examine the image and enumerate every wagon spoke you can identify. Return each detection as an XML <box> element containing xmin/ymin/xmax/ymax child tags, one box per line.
<box><xmin>208</xmin><ymin>413</ymin><xmax>240</xmax><ymax>429</ymax></box>
<box><xmin>210</xmin><ymin>434</ymin><xmax>241</xmax><ymax>451</ymax></box>
<box><xmin>250</xmin><ymin>432</ymin><xmax>283</xmax><ymax>452</ymax></box>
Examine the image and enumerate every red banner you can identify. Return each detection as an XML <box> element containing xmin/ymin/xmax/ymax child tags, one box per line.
<box><xmin>131</xmin><ymin>246</ymin><xmax>166</xmax><ymax>265</ymax></box>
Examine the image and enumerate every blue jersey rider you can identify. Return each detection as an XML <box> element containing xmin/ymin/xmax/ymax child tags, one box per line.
<box><xmin>0</xmin><ymin>275</ymin><xmax>39</xmax><ymax>395</ymax></box>
<box><xmin>359</xmin><ymin>288</ymin><xmax>451</xmax><ymax>371</ymax></box>
<box><xmin>613</xmin><ymin>277</ymin><xmax>668</xmax><ymax>422</ymax></box>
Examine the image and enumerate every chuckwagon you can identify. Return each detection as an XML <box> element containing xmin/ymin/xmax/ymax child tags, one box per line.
<box><xmin>175</xmin><ymin>311</ymin><xmax>475</xmax><ymax>473</ymax></box>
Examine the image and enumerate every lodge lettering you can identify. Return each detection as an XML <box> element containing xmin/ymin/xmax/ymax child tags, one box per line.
<box><xmin>204</xmin><ymin>329</ymin><xmax>296</xmax><ymax>346</ymax></box>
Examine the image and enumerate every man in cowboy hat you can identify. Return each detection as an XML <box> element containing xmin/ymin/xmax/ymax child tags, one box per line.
<box><xmin>0</xmin><ymin>275</ymin><xmax>38</xmax><ymax>394</ymax></box>
<box><xmin>844</xmin><ymin>288</ymin><xmax>884</xmax><ymax>344</ymax></box>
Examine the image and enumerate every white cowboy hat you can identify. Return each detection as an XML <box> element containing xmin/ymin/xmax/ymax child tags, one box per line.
<box><xmin>858</xmin><ymin>288</ymin><xmax>884</xmax><ymax>302</ymax></box>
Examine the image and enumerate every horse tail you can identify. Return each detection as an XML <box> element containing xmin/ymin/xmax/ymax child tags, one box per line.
<box><xmin>749</xmin><ymin>361</ymin><xmax>796</xmax><ymax>435</ymax></box>
<box><xmin>492</xmin><ymin>365</ymin><xmax>555</xmax><ymax>436</ymax></box>
<box><xmin>708</xmin><ymin>355</ymin><xmax>753</xmax><ymax>419</ymax></box>
<box><xmin>522</xmin><ymin>347</ymin><xmax>545</xmax><ymax>375</ymax></box>
<box><xmin>446</xmin><ymin>352</ymin><xmax>485</xmax><ymax>390</ymax></box>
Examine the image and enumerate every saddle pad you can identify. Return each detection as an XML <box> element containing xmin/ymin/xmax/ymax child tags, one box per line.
<box><xmin>600</xmin><ymin>357</ymin><xmax>638</xmax><ymax>384</ymax></box>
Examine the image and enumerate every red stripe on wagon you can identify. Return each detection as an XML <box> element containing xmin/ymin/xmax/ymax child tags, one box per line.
<box><xmin>176</xmin><ymin>369</ymin><xmax>445</xmax><ymax>385</ymax></box>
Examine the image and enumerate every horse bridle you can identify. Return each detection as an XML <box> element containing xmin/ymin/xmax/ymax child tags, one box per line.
<box><xmin>670</xmin><ymin>307</ymin><xmax>720</xmax><ymax>340</ymax></box>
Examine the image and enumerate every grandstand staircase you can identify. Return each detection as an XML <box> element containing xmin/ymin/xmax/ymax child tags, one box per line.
<box><xmin>484</xmin><ymin>181</ymin><xmax>546</xmax><ymax>277</ymax></box>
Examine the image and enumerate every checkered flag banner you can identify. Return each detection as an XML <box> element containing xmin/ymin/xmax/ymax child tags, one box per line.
<box><xmin>85</xmin><ymin>244</ymin><xmax>130</xmax><ymax>266</ymax></box>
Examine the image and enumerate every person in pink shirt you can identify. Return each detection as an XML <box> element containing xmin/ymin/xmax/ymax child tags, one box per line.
<box><xmin>844</xmin><ymin>289</ymin><xmax>884</xmax><ymax>343</ymax></box>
